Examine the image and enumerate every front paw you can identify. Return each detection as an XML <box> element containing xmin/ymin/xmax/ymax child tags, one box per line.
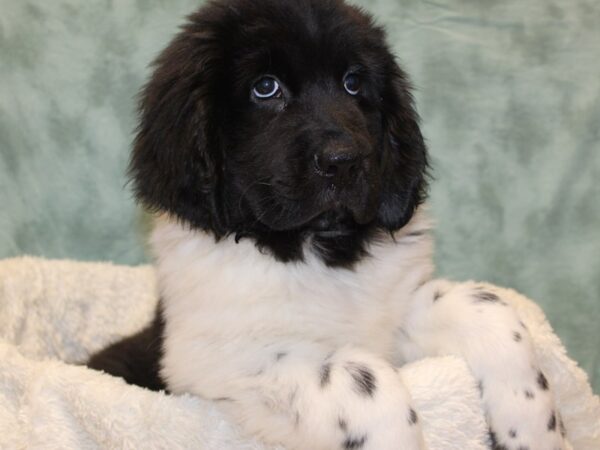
<box><xmin>229</xmin><ymin>347</ymin><xmax>429</xmax><ymax>450</ymax></box>
<box><xmin>308</xmin><ymin>350</ymin><xmax>428</xmax><ymax>450</ymax></box>
<box><xmin>482</xmin><ymin>371</ymin><xmax>567</xmax><ymax>450</ymax></box>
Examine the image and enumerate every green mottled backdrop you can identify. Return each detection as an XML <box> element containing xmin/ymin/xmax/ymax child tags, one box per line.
<box><xmin>1</xmin><ymin>0</ymin><xmax>598</xmax><ymax>392</ymax></box>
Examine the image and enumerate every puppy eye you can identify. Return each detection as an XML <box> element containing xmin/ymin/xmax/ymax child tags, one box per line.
<box><xmin>343</xmin><ymin>73</ymin><xmax>361</xmax><ymax>95</ymax></box>
<box><xmin>252</xmin><ymin>77</ymin><xmax>281</xmax><ymax>99</ymax></box>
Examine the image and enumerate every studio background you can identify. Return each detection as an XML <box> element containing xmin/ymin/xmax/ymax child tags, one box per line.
<box><xmin>1</xmin><ymin>0</ymin><xmax>598</xmax><ymax>393</ymax></box>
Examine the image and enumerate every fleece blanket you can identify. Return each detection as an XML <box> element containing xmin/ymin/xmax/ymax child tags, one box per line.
<box><xmin>0</xmin><ymin>257</ymin><xmax>598</xmax><ymax>449</ymax></box>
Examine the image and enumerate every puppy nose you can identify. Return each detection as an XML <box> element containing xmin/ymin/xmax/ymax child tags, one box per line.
<box><xmin>314</xmin><ymin>146</ymin><xmax>360</xmax><ymax>183</ymax></box>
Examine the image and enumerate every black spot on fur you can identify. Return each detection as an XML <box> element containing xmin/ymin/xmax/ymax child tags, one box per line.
<box><xmin>548</xmin><ymin>411</ymin><xmax>557</xmax><ymax>431</ymax></box>
<box><xmin>343</xmin><ymin>435</ymin><xmax>367</xmax><ymax>449</ymax></box>
<box><xmin>345</xmin><ymin>363</ymin><xmax>376</xmax><ymax>397</ymax></box>
<box><xmin>488</xmin><ymin>430</ymin><xmax>508</xmax><ymax>450</ymax></box>
<box><xmin>488</xmin><ymin>429</ymin><xmax>497</xmax><ymax>447</ymax></box>
<box><xmin>477</xmin><ymin>380</ymin><xmax>484</xmax><ymax>397</ymax></box>
<box><xmin>213</xmin><ymin>397</ymin><xmax>234</xmax><ymax>402</ymax></box>
<box><xmin>320</xmin><ymin>363</ymin><xmax>332</xmax><ymax>387</ymax></box>
<box><xmin>513</xmin><ymin>331</ymin><xmax>522</xmax><ymax>342</ymax></box>
<box><xmin>408</xmin><ymin>408</ymin><xmax>418</xmax><ymax>425</ymax></box>
<box><xmin>338</xmin><ymin>417</ymin><xmax>348</xmax><ymax>431</ymax></box>
<box><xmin>488</xmin><ymin>429</ymin><xmax>508</xmax><ymax>450</ymax></box>
<box><xmin>476</xmin><ymin>291</ymin><xmax>498</xmax><ymax>302</ymax></box>
<box><xmin>524</xmin><ymin>389</ymin><xmax>535</xmax><ymax>399</ymax></box>
<box><xmin>288</xmin><ymin>386</ymin><xmax>298</xmax><ymax>406</ymax></box>
<box><xmin>414</xmin><ymin>278</ymin><xmax>430</xmax><ymax>293</ymax></box>
<box><xmin>537</xmin><ymin>371</ymin><xmax>549</xmax><ymax>391</ymax></box>
<box><xmin>508</xmin><ymin>428</ymin><xmax>517</xmax><ymax>438</ymax></box>
<box><xmin>559</xmin><ymin>416</ymin><xmax>567</xmax><ymax>437</ymax></box>
<box><xmin>275</xmin><ymin>352</ymin><xmax>287</xmax><ymax>361</ymax></box>
<box><xmin>474</xmin><ymin>291</ymin><xmax>506</xmax><ymax>305</ymax></box>
<box><xmin>433</xmin><ymin>290</ymin><xmax>443</xmax><ymax>302</ymax></box>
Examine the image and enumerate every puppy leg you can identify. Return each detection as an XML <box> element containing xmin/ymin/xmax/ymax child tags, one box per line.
<box><xmin>397</xmin><ymin>280</ymin><xmax>566</xmax><ymax>450</ymax></box>
<box><xmin>214</xmin><ymin>344</ymin><xmax>427</xmax><ymax>450</ymax></box>
<box><xmin>87</xmin><ymin>311</ymin><xmax>166</xmax><ymax>391</ymax></box>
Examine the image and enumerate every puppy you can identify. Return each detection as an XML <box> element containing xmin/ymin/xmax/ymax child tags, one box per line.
<box><xmin>89</xmin><ymin>1</ymin><xmax>567</xmax><ymax>449</ymax></box>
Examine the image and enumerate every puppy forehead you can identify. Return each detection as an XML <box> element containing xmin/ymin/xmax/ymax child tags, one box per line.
<box><xmin>223</xmin><ymin>0</ymin><xmax>386</xmax><ymax>79</ymax></box>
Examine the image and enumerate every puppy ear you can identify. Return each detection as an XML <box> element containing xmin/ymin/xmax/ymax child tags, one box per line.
<box><xmin>377</xmin><ymin>63</ymin><xmax>429</xmax><ymax>231</ymax></box>
<box><xmin>129</xmin><ymin>22</ymin><xmax>226</xmax><ymax>234</ymax></box>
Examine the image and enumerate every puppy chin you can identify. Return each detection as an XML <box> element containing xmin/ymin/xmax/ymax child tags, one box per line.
<box><xmin>309</xmin><ymin>210</ymin><xmax>355</xmax><ymax>233</ymax></box>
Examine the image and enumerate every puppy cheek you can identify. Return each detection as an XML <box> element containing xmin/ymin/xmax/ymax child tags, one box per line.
<box><xmin>352</xmin><ymin>177</ymin><xmax>381</xmax><ymax>224</ymax></box>
<box><xmin>376</xmin><ymin>177</ymin><xmax>421</xmax><ymax>231</ymax></box>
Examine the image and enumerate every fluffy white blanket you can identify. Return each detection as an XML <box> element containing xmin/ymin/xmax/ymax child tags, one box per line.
<box><xmin>0</xmin><ymin>257</ymin><xmax>598</xmax><ymax>449</ymax></box>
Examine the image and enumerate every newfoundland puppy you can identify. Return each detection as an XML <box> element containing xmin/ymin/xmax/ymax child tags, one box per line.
<box><xmin>89</xmin><ymin>1</ymin><xmax>566</xmax><ymax>449</ymax></box>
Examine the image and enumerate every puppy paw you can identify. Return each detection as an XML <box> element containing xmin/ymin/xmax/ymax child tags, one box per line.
<box><xmin>318</xmin><ymin>349</ymin><xmax>428</xmax><ymax>450</ymax></box>
<box><xmin>217</xmin><ymin>345</ymin><xmax>427</xmax><ymax>450</ymax></box>
<box><xmin>482</xmin><ymin>371</ymin><xmax>567</xmax><ymax>450</ymax></box>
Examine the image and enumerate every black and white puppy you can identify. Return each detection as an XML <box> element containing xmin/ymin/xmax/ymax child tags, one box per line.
<box><xmin>89</xmin><ymin>1</ymin><xmax>566</xmax><ymax>449</ymax></box>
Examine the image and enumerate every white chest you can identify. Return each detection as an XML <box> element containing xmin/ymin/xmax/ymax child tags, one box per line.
<box><xmin>151</xmin><ymin>212</ymin><xmax>433</xmax><ymax>395</ymax></box>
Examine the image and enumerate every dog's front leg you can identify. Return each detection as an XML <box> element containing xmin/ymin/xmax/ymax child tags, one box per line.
<box><xmin>213</xmin><ymin>343</ymin><xmax>427</xmax><ymax>450</ymax></box>
<box><xmin>397</xmin><ymin>280</ymin><xmax>567</xmax><ymax>450</ymax></box>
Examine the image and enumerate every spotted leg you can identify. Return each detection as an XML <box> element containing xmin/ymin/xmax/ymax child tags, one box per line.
<box><xmin>211</xmin><ymin>344</ymin><xmax>427</xmax><ymax>450</ymax></box>
<box><xmin>397</xmin><ymin>280</ymin><xmax>567</xmax><ymax>450</ymax></box>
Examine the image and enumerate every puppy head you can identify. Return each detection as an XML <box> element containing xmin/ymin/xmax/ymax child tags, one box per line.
<box><xmin>130</xmin><ymin>0</ymin><xmax>428</xmax><ymax>266</ymax></box>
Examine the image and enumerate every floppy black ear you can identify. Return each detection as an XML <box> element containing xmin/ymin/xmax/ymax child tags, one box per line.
<box><xmin>377</xmin><ymin>62</ymin><xmax>429</xmax><ymax>231</ymax></box>
<box><xmin>129</xmin><ymin>20</ymin><xmax>226</xmax><ymax>234</ymax></box>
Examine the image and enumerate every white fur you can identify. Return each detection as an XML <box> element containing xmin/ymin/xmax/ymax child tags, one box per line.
<box><xmin>152</xmin><ymin>209</ymin><xmax>567</xmax><ymax>450</ymax></box>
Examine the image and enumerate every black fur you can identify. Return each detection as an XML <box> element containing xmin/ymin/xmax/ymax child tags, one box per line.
<box><xmin>537</xmin><ymin>371</ymin><xmax>549</xmax><ymax>391</ymax></box>
<box><xmin>548</xmin><ymin>411</ymin><xmax>557</xmax><ymax>431</ymax></box>
<box><xmin>473</xmin><ymin>291</ymin><xmax>502</xmax><ymax>304</ymax></box>
<box><xmin>488</xmin><ymin>429</ymin><xmax>508</xmax><ymax>450</ymax></box>
<box><xmin>408</xmin><ymin>407</ymin><xmax>418</xmax><ymax>425</ymax></box>
<box><xmin>343</xmin><ymin>434</ymin><xmax>367</xmax><ymax>449</ymax></box>
<box><xmin>129</xmin><ymin>0</ymin><xmax>429</xmax><ymax>269</ymax></box>
<box><xmin>345</xmin><ymin>362</ymin><xmax>377</xmax><ymax>397</ymax></box>
<box><xmin>513</xmin><ymin>331</ymin><xmax>522</xmax><ymax>342</ymax></box>
<box><xmin>87</xmin><ymin>306</ymin><xmax>166</xmax><ymax>391</ymax></box>
<box><xmin>524</xmin><ymin>389</ymin><xmax>535</xmax><ymax>399</ymax></box>
<box><xmin>320</xmin><ymin>362</ymin><xmax>332</xmax><ymax>387</ymax></box>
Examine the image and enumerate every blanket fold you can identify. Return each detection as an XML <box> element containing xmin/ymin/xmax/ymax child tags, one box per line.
<box><xmin>1</xmin><ymin>257</ymin><xmax>598</xmax><ymax>449</ymax></box>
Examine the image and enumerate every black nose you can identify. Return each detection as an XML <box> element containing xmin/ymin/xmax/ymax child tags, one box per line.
<box><xmin>314</xmin><ymin>146</ymin><xmax>361</xmax><ymax>184</ymax></box>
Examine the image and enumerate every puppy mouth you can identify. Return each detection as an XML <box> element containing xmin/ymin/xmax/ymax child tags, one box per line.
<box><xmin>255</xmin><ymin>199</ymin><xmax>373</xmax><ymax>234</ymax></box>
<box><xmin>308</xmin><ymin>209</ymin><xmax>360</xmax><ymax>236</ymax></box>
<box><xmin>249</xmin><ymin>167</ymin><xmax>378</xmax><ymax>232</ymax></box>
<box><xmin>286</xmin><ymin>185</ymin><xmax>376</xmax><ymax>231</ymax></box>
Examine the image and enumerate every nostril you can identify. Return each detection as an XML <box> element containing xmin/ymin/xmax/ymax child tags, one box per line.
<box><xmin>324</xmin><ymin>164</ymin><xmax>338</xmax><ymax>177</ymax></box>
<box><xmin>314</xmin><ymin>153</ymin><xmax>337</xmax><ymax>178</ymax></box>
<box><xmin>314</xmin><ymin>148</ymin><xmax>361</xmax><ymax>180</ymax></box>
